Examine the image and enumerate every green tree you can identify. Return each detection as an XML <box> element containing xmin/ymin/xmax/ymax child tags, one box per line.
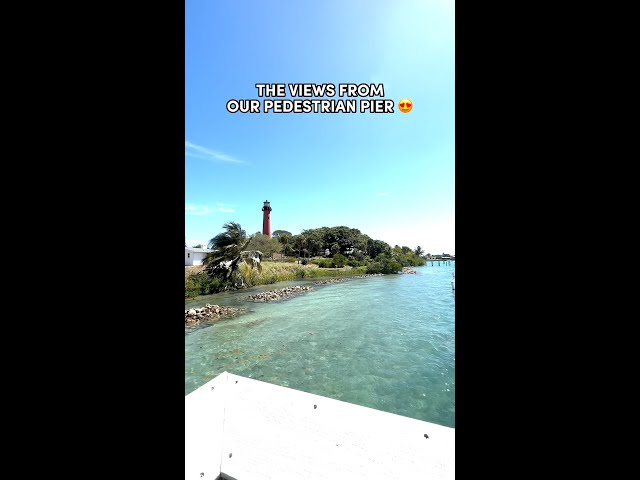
<box><xmin>208</xmin><ymin>222</ymin><xmax>247</xmax><ymax>250</ymax></box>
<box><xmin>293</xmin><ymin>234</ymin><xmax>308</xmax><ymax>263</ymax></box>
<box><xmin>247</xmin><ymin>233</ymin><xmax>281</xmax><ymax>258</ymax></box>
<box><xmin>352</xmin><ymin>235</ymin><xmax>369</xmax><ymax>257</ymax></box>
<box><xmin>414</xmin><ymin>246</ymin><xmax>425</xmax><ymax>257</ymax></box>
<box><xmin>272</xmin><ymin>230</ymin><xmax>292</xmax><ymax>238</ymax></box>
<box><xmin>204</xmin><ymin>222</ymin><xmax>262</xmax><ymax>287</ymax></box>
<box><xmin>367</xmin><ymin>253</ymin><xmax>402</xmax><ymax>274</ymax></box>
<box><xmin>298</xmin><ymin>226</ymin><xmax>369</xmax><ymax>256</ymax></box>
<box><xmin>278</xmin><ymin>233</ymin><xmax>292</xmax><ymax>257</ymax></box>
<box><xmin>330</xmin><ymin>242</ymin><xmax>340</xmax><ymax>255</ymax></box>
<box><xmin>367</xmin><ymin>239</ymin><xmax>391</xmax><ymax>259</ymax></box>
<box><xmin>193</xmin><ymin>244</ymin><xmax>203</xmax><ymax>249</ymax></box>
<box><xmin>305</xmin><ymin>230</ymin><xmax>324</xmax><ymax>257</ymax></box>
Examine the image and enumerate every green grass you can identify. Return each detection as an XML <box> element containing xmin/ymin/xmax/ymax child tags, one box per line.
<box><xmin>185</xmin><ymin>261</ymin><xmax>369</xmax><ymax>298</ymax></box>
<box><xmin>247</xmin><ymin>262</ymin><xmax>367</xmax><ymax>284</ymax></box>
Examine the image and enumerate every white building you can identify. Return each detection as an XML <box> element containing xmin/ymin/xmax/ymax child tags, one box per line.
<box><xmin>185</xmin><ymin>247</ymin><xmax>212</xmax><ymax>266</ymax></box>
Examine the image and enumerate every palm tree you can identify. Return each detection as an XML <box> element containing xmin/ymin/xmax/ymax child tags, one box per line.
<box><xmin>204</xmin><ymin>222</ymin><xmax>262</xmax><ymax>286</ymax></box>
<box><xmin>208</xmin><ymin>222</ymin><xmax>246</xmax><ymax>250</ymax></box>
<box><xmin>414</xmin><ymin>246</ymin><xmax>425</xmax><ymax>257</ymax></box>
<box><xmin>294</xmin><ymin>235</ymin><xmax>308</xmax><ymax>264</ymax></box>
<box><xmin>278</xmin><ymin>234</ymin><xmax>292</xmax><ymax>259</ymax></box>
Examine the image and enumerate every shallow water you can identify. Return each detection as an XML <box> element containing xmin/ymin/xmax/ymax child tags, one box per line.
<box><xmin>185</xmin><ymin>263</ymin><xmax>455</xmax><ymax>427</ymax></box>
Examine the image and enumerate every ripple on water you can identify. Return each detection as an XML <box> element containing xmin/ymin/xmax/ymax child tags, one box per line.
<box><xmin>185</xmin><ymin>263</ymin><xmax>456</xmax><ymax>427</ymax></box>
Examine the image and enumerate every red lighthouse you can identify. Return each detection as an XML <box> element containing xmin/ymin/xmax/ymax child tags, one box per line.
<box><xmin>262</xmin><ymin>200</ymin><xmax>272</xmax><ymax>237</ymax></box>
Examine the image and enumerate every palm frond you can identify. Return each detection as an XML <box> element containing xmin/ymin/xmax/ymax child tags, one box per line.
<box><xmin>204</xmin><ymin>222</ymin><xmax>265</xmax><ymax>284</ymax></box>
<box><xmin>208</xmin><ymin>222</ymin><xmax>248</xmax><ymax>249</ymax></box>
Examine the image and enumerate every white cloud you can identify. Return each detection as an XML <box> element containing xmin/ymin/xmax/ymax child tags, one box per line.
<box><xmin>376</xmin><ymin>192</ymin><xmax>389</xmax><ymax>197</ymax></box>
<box><xmin>185</xmin><ymin>204</ymin><xmax>209</xmax><ymax>216</ymax></box>
<box><xmin>185</xmin><ymin>140</ymin><xmax>245</xmax><ymax>164</ymax></box>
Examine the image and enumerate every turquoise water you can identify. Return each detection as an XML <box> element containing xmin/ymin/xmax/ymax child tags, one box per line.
<box><xmin>185</xmin><ymin>262</ymin><xmax>455</xmax><ymax>427</ymax></box>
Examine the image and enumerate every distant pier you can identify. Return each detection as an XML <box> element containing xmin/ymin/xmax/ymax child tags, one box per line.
<box><xmin>427</xmin><ymin>259</ymin><xmax>454</xmax><ymax>266</ymax></box>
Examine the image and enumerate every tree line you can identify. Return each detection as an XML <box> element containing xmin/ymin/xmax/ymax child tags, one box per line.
<box><xmin>193</xmin><ymin>222</ymin><xmax>427</xmax><ymax>292</ymax></box>
<box><xmin>270</xmin><ymin>226</ymin><xmax>425</xmax><ymax>263</ymax></box>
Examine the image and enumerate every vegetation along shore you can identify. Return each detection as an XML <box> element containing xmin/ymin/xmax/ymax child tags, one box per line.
<box><xmin>185</xmin><ymin>222</ymin><xmax>430</xmax><ymax>298</ymax></box>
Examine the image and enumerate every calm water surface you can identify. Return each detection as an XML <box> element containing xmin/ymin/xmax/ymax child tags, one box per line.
<box><xmin>185</xmin><ymin>263</ymin><xmax>455</xmax><ymax>427</ymax></box>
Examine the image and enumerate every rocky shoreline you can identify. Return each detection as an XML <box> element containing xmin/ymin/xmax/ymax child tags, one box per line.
<box><xmin>185</xmin><ymin>304</ymin><xmax>247</xmax><ymax>326</ymax></box>
<box><xmin>313</xmin><ymin>273</ymin><xmax>384</xmax><ymax>285</ymax></box>
<box><xmin>246</xmin><ymin>285</ymin><xmax>313</xmax><ymax>302</ymax></box>
<box><xmin>185</xmin><ymin>271</ymin><xmax>415</xmax><ymax>324</ymax></box>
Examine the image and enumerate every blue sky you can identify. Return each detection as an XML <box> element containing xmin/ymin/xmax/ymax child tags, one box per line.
<box><xmin>186</xmin><ymin>0</ymin><xmax>454</xmax><ymax>255</ymax></box>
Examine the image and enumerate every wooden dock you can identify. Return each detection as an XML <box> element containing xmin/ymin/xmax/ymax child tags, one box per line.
<box><xmin>185</xmin><ymin>372</ymin><xmax>455</xmax><ymax>479</ymax></box>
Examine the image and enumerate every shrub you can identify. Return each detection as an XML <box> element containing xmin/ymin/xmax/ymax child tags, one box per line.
<box><xmin>313</xmin><ymin>258</ymin><xmax>334</xmax><ymax>268</ymax></box>
<box><xmin>366</xmin><ymin>262</ymin><xmax>383</xmax><ymax>274</ymax></box>
<box><xmin>185</xmin><ymin>283</ymin><xmax>200</xmax><ymax>298</ymax></box>
<box><xmin>185</xmin><ymin>273</ymin><xmax>224</xmax><ymax>298</ymax></box>
<box><xmin>347</xmin><ymin>259</ymin><xmax>365</xmax><ymax>267</ymax></box>
<box><xmin>366</xmin><ymin>259</ymin><xmax>401</xmax><ymax>274</ymax></box>
<box><xmin>332</xmin><ymin>253</ymin><xmax>347</xmax><ymax>268</ymax></box>
<box><xmin>386</xmin><ymin>261</ymin><xmax>402</xmax><ymax>273</ymax></box>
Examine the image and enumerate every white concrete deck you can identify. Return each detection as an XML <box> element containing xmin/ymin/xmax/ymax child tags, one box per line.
<box><xmin>185</xmin><ymin>372</ymin><xmax>455</xmax><ymax>480</ymax></box>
